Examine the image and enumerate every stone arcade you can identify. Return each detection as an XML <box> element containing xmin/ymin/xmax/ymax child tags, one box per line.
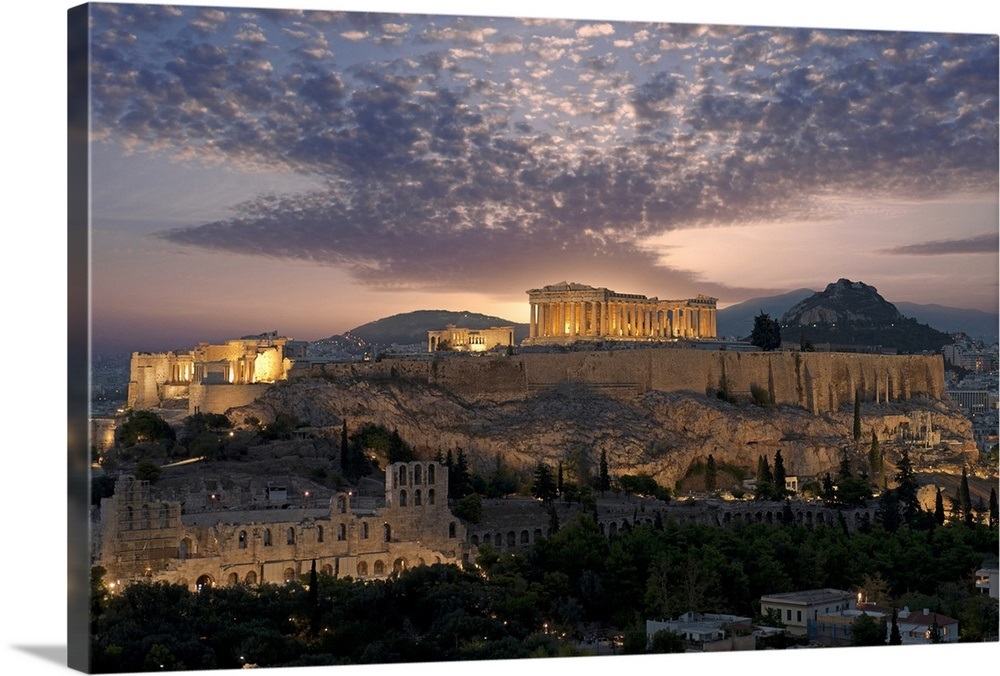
<box><xmin>523</xmin><ymin>281</ymin><xmax>717</xmax><ymax>345</ymax></box>
<box><xmin>97</xmin><ymin>461</ymin><xmax>468</xmax><ymax>590</ymax></box>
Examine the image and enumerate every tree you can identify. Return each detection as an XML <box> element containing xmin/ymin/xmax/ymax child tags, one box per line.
<box><xmin>599</xmin><ymin>450</ymin><xmax>610</xmax><ymax>495</ymax></box>
<box><xmin>648</xmin><ymin>628</ymin><xmax>685</xmax><ymax>653</ymax></box>
<box><xmin>853</xmin><ymin>392</ymin><xmax>862</xmax><ymax>445</ymax></box>
<box><xmin>339</xmin><ymin>420</ymin><xmax>349</xmax><ymax>474</ymax></box>
<box><xmin>889</xmin><ymin>609</ymin><xmax>902</xmax><ymax>645</ymax></box>
<box><xmin>755</xmin><ymin>455</ymin><xmax>774</xmax><ymax>500</ymax></box>
<box><xmin>959</xmin><ymin>466</ymin><xmax>973</xmax><ymax>525</ymax></box>
<box><xmin>894</xmin><ymin>448</ymin><xmax>920</xmax><ymax>523</ymax></box>
<box><xmin>704</xmin><ymin>454</ymin><xmax>717</xmax><ymax>492</ymax></box>
<box><xmin>773</xmin><ymin>450</ymin><xmax>787</xmax><ymax>499</ymax></box>
<box><xmin>557</xmin><ymin>462</ymin><xmax>564</xmax><ymax>496</ymax></box>
<box><xmin>851</xmin><ymin>614</ymin><xmax>886</xmax><ymax>646</ymax></box>
<box><xmin>453</xmin><ymin>493</ymin><xmax>483</xmax><ymax>523</ymax></box>
<box><xmin>990</xmin><ymin>487</ymin><xmax>998</xmax><ymax>529</ymax></box>
<box><xmin>118</xmin><ymin>410</ymin><xmax>175</xmax><ymax>447</ymax></box>
<box><xmin>750</xmin><ymin>311</ymin><xmax>781</xmax><ymax>351</ymax></box>
<box><xmin>934</xmin><ymin>487</ymin><xmax>946</xmax><ymax>526</ymax></box>
<box><xmin>532</xmin><ymin>462</ymin><xmax>558</xmax><ymax>504</ymax></box>
<box><xmin>135</xmin><ymin>459</ymin><xmax>162</xmax><ymax>483</ymax></box>
<box><xmin>867</xmin><ymin>429</ymin><xmax>884</xmax><ymax>488</ymax></box>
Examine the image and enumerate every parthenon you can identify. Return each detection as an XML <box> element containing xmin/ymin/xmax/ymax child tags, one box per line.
<box><xmin>523</xmin><ymin>281</ymin><xmax>717</xmax><ymax>344</ymax></box>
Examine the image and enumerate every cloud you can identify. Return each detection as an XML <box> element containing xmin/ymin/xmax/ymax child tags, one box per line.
<box><xmin>879</xmin><ymin>233</ymin><xmax>999</xmax><ymax>256</ymax></box>
<box><xmin>90</xmin><ymin>7</ymin><xmax>998</xmax><ymax>294</ymax></box>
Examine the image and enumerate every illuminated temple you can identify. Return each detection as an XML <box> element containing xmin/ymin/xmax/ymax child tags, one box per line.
<box><xmin>523</xmin><ymin>281</ymin><xmax>718</xmax><ymax>345</ymax></box>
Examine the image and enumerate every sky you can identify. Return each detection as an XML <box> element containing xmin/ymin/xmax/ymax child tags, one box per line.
<box><xmin>84</xmin><ymin>1</ymin><xmax>998</xmax><ymax>356</ymax></box>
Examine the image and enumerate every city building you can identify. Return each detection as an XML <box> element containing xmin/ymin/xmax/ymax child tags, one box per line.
<box><xmin>758</xmin><ymin>588</ymin><xmax>855</xmax><ymax>637</ymax></box>
<box><xmin>645</xmin><ymin>613</ymin><xmax>755</xmax><ymax>652</ymax></box>
<box><xmin>976</xmin><ymin>565</ymin><xmax>999</xmax><ymax>599</ymax></box>
<box><xmin>523</xmin><ymin>281</ymin><xmax>717</xmax><ymax>345</ymax></box>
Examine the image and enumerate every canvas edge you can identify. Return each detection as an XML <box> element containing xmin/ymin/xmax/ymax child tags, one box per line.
<box><xmin>68</xmin><ymin>3</ymin><xmax>93</xmax><ymax>673</ymax></box>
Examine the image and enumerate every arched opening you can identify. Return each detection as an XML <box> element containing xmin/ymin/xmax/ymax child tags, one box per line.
<box><xmin>534</xmin><ymin>528</ymin><xmax>542</xmax><ymax>540</ymax></box>
<box><xmin>398</xmin><ymin>465</ymin><xmax>407</xmax><ymax>487</ymax></box>
<box><xmin>227</xmin><ymin>572</ymin><xmax>239</xmax><ymax>586</ymax></box>
<box><xmin>321</xmin><ymin>563</ymin><xmax>333</xmax><ymax>577</ymax></box>
<box><xmin>286</xmin><ymin>527</ymin><xmax>296</xmax><ymax>545</ymax></box>
<box><xmin>140</xmin><ymin>504</ymin><xmax>150</xmax><ymax>529</ymax></box>
<box><xmin>393</xmin><ymin>557</ymin><xmax>407</xmax><ymax>573</ymax></box>
<box><xmin>196</xmin><ymin>574</ymin><xmax>213</xmax><ymax>591</ymax></box>
<box><xmin>337</xmin><ymin>524</ymin><xmax>346</xmax><ymax>541</ymax></box>
<box><xmin>317</xmin><ymin>525</ymin><xmax>324</xmax><ymax>543</ymax></box>
<box><xmin>520</xmin><ymin>530</ymin><xmax>529</xmax><ymax>544</ymax></box>
<box><xmin>428</xmin><ymin>489</ymin><xmax>435</xmax><ymax>505</ymax></box>
<box><xmin>449</xmin><ymin>522</ymin><xmax>457</xmax><ymax>538</ymax></box>
<box><xmin>360</xmin><ymin>522</ymin><xmax>369</xmax><ymax>539</ymax></box>
<box><xmin>384</xmin><ymin>523</ymin><xmax>391</xmax><ymax>542</ymax></box>
<box><xmin>357</xmin><ymin>561</ymin><xmax>369</xmax><ymax>577</ymax></box>
<box><xmin>608</xmin><ymin>522</ymin><xmax>618</xmax><ymax>536</ymax></box>
<box><xmin>337</xmin><ymin>495</ymin><xmax>347</xmax><ymax>514</ymax></box>
<box><xmin>283</xmin><ymin>567</ymin><xmax>296</xmax><ymax>583</ymax></box>
<box><xmin>428</xmin><ymin>464</ymin><xmax>435</xmax><ymax>484</ymax></box>
<box><xmin>124</xmin><ymin>506</ymin><xmax>133</xmax><ymax>531</ymax></box>
<box><xmin>179</xmin><ymin>537</ymin><xmax>193</xmax><ymax>560</ymax></box>
<box><xmin>414</xmin><ymin>489</ymin><xmax>422</xmax><ymax>506</ymax></box>
<box><xmin>471</xmin><ymin>534</ymin><xmax>479</xmax><ymax>545</ymax></box>
<box><xmin>245</xmin><ymin>571</ymin><xmax>257</xmax><ymax>584</ymax></box>
<box><xmin>373</xmin><ymin>560</ymin><xmax>385</xmax><ymax>576</ymax></box>
<box><xmin>263</xmin><ymin>529</ymin><xmax>272</xmax><ymax>546</ymax></box>
<box><xmin>494</xmin><ymin>533</ymin><xmax>502</xmax><ymax>547</ymax></box>
<box><xmin>507</xmin><ymin>531</ymin><xmax>516</xmax><ymax>546</ymax></box>
<box><xmin>399</xmin><ymin>489</ymin><xmax>407</xmax><ymax>507</ymax></box>
<box><xmin>414</xmin><ymin>464</ymin><xmax>422</xmax><ymax>485</ymax></box>
<box><xmin>238</xmin><ymin>530</ymin><xmax>247</xmax><ymax>549</ymax></box>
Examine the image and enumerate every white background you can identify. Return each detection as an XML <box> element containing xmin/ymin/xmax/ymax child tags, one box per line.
<box><xmin>3</xmin><ymin>1</ymin><xmax>997</xmax><ymax>674</ymax></box>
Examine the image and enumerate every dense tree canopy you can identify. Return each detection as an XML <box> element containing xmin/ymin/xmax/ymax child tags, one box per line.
<box><xmin>91</xmin><ymin>512</ymin><xmax>997</xmax><ymax>671</ymax></box>
<box><xmin>750</xmin><ymin>312</ymin><xmax>781</xmax><ymax>351</ymax></box>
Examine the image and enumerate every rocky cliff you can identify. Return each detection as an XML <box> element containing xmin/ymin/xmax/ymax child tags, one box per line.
<box><xmin>230</xmin><ymin>367</ymin><xmax>977</xmax><ymax>490</ymax></box>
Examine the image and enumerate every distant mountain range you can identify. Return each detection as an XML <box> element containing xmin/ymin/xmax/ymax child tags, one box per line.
<box><xmin>308</xmin><ymin>283</ymin><xmax>995</xmax><ymax>357</ymax></box>
<box><xmin>311</xmin><ymin>310</ymin><xmax>529</xmax><ymax>355</ymax></box>
<box><xmin>719</xmin><ymin>284</ymin><xmax>997</xmax><ymax>343</ymax></box>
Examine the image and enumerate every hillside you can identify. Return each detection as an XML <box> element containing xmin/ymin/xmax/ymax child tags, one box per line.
<box><xmin>780</xmin><ymin>279</ymin><xmax>954</xmax><ymax>353</ymax></box>
<box><xmin>313</xmin><ymin>310</ymin><xmax>528</xmax><ymax>351</ymax></box>
<box><xmin>718</xmin><ymin>287</ymin><xmax>996</xmax><ymax>343</ymax></box>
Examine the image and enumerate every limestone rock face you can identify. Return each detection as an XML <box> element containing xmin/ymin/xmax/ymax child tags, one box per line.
<box><xmin>231</xmin><ymin>376</ymin><xmax>976</xmax><ymax>489</ymax></box>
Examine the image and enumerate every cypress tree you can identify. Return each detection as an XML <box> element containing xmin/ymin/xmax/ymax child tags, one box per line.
<box><xmin>989</xmin><ymin>487</ymin><xmax>998</xmax><ymax>529</ymax></box>
<box><xmin>773</xmin><ymin>450</ymin><xmax>787</xmax><ymax>499</ymax></box>
<box><xmin>934</xmin><ymin>487</ymin><xmax>945</xmax><ymax>526</ymax></box>
<box><xmin>889</xmin><ymin>609</ymin><xmax>902</xmax><ymax>645</ymax></box>
<box><xmin>959</xmin><ymin>465</ymin><xmax>973</xmax><ymax>525</ymax></box>
<box><xmin>894</xmin><ymin>448</ymin><xmax>919</xmax><ymax>522</ymax></box>
<box><xmin>599</xmin><ymin>449</ymin><xmax>610</xmax><ymax>495</ymax></box>
<box><xmin>705</xmin><ymin>454</ymin><xmax>717</xmax><ymax>492</ymax></box>
<box><xmin>853</xmin><ymin>392</ymin><xmax>862</xmax><ymax>444</ymax></box>
<box><xmin>340</xmin><ymin>420</ymin><xmax>349</xmax><ymax>474</ymax></box>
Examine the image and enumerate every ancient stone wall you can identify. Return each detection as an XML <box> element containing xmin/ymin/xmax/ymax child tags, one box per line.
<box><xmin>288</xmin><ymin>350</ymin><xmax>944</xmax><ymax>414</ymax></box>
<box><xmin>440</xmin><ymin>350</ymin><xmax>944</xmax><ymax>412</ymax></box>
<box><xmin>188</xmin><ymin>383</ymin><xmax>274</xmax><ymax>416</ymax></box>
<box><xmin>97</xmin><ymin>463</ymin><xmax>468</xmax><ymax>590</ymax></box>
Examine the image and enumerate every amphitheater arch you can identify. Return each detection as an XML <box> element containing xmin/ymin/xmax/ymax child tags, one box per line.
<box><xmin>227</xmin><ymin>572</ymin><xmax>239</xmax><ymax>586</ymax></box>
<box><xmin>507</xmin><ymin>531</ymin><xmax>516</xmax><ymax>546</ymax></box>
<box><xmin>494</xmin><ymin>533</ymin><xmax>502</xmax><ymax>547</ymax></box>
<box><xmin>373</xmin><ymin>560</ymin><xmax>385</xmax><ymax>575</ymax></box>
<box><xmin>357</xmin><ymin>561</ymin><xmax>369</xmax><ymax>577</ymax></box>
<box><xmin>283</xmin><ymin>567</ymin><xmax>296</xmax><ymax>583</ymax></box>
<box><xmin>520</xmin><ymin>530</ymin><xmax>529</xmax><ymax>544</ymax></box>
<box><xmin>321</xmin><ymin>564</ymin><xmax>333</xmax><ymax>577</ymax></box>
<box><xmin>196</xmin><ymin>574</ymin><xmax>214</xmax><ymax>590</ymax></box>
<box><xmin>238</xmin><ymin>530</ymin><xmax>247</xmax><ymax>549</ymax></box>
<box><xmin>393</xmin><ymin>558</ymin><xmax>407</xmax><ymax>573</ymax></box>
<box><xmin>245</xmin><ymin>571</ymin><xmax>257</xmax><ymax>584</ymax></box>
<box><xmin>179</xmin><ymin>537</ymin><xmax>194</xmax><ymax>560</ymax></box>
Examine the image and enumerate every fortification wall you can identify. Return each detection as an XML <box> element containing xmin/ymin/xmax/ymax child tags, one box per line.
<box><xmin>291</xmin><ymin>350</ymin><xmax>944</xmax><ymax>414</ymax></box>
<box><xmin>189</xmin><ymin>383</ymin><xmax>273</xmax><ymax>416</ymax></box>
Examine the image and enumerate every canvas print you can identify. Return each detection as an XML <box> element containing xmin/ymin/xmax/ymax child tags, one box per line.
<box><xmin>69</xmin><ymin>1</ymin><xmax>999</xmax><ymax>673</ymax></box>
